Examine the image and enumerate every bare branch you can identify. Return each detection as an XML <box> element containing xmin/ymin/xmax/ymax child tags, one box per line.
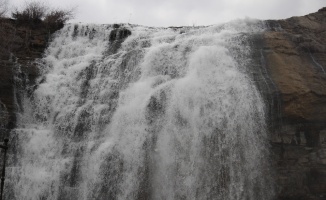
<box><xmin>0</xmin><ymin>0</ymin><xmax>8</xmax><ymax>18</ymax></box>
<box><xmin>11</xmin><ymin>1</ymin><xmax>48</xmax><ymax>23</ymax></box>
<box><xmin>44</xmin><ymin>7</ymin><xmax>75</xmax><ymax>25</ymax></box>
<box><xmin>10</xmin><ymin>1</ymin><xmax>76</xmax><ymax>30</ymax></box>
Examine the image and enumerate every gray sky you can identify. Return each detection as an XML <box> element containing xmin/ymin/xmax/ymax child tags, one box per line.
<box><xmin>9</xmin><ymin>0</ymin><xmax>326</xmax><ymax>27</ymax></box>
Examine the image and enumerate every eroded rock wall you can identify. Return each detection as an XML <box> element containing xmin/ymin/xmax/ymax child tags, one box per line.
<box><xmin>263</xmin><ymin>7</ymin><xmax>326</xmax><ymax>200</ymax></box>
<box><xmin>0</xmin><ymin>19</ymin><xmax>51</xmax><ymax>139</ymax></box>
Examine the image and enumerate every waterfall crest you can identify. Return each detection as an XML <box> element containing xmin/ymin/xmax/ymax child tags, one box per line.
<box><xmin>8</xmin><ymin>21</ymin><xmax>274</xmax><ymax>200</ymax></box>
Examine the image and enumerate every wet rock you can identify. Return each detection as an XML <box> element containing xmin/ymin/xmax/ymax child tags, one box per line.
<box><xmin>109</xmin><ymin>27</ymin><xmax>131</xmax><ymax>42</ymax></box>
<box><xmin>0</xmin><ymin>18</ymin><xmax>58</xmax><ymax>132</ymax></box>
<box><xmin>263</xmin><ymin>7</ymin><xmax>326</xmax><ymax>200</ymax></box>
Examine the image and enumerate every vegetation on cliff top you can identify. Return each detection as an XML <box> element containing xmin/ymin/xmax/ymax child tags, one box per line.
<box><xmin>11</xmin><ymin>1</ymin><xmax>75</xmax><ymax>30</ymax></box>
<box><xmin>0</xmin><ymin>0</ymin><xmax>75</xmax><ymax>31</ymax></box>
<box><xmin>0</xmin><ymin>0</ymin><xmax>75</xmax><ymax>61</ymax></box>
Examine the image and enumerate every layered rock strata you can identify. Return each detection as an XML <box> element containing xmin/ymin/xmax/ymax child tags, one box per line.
<box><xmin>263</xmin><ymin>7</ymin><xmax>326</xmax><ymax>200</ymax></box>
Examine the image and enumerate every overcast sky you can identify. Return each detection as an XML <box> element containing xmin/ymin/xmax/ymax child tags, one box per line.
<box><xmin>9</xmin><ymin>0</ymin><xmax>326</xmax><ymax>27</ymax></box>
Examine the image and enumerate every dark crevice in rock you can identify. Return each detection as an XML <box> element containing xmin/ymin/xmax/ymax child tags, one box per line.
<box><xmin>106</xmin><ymin>26</ymin><xmax>132</xmax><ymax>55</ymax></box>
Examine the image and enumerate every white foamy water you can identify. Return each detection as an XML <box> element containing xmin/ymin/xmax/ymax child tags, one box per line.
<box><xmin>8</xmin><ymin>20</ymin><xmax>274</xmax><ymax>200</ymax></box>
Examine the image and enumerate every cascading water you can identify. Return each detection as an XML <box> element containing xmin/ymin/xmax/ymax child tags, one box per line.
<box><xmin>7</xmin><ymin>20</ymin><xmax>274</xmax><ymax>200</ymax></box>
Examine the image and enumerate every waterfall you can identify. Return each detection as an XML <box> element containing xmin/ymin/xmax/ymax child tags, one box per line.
<box><xmin>7</xmin><ymin>20</ymin><xmax>274</xmax><ymax>200</ymax></box>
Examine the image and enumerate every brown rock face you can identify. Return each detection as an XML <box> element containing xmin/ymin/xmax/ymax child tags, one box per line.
<box><xmin>264</xmin><ymin>8</ymin><xmax>326</xmax><ymax>124</ymax></box>
<box><xmin>262</xmin><ymin>7</ymin><xmax>326</xmax><ymax>200</ymax></box>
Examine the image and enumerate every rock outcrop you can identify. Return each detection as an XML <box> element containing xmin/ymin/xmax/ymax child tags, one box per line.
<box><xmin>0</xmin><ymin>19</ymin><xmax>52</xmax><ymax>138</ymax></box>
<box><xmin>263</xmin><ymin>7</ymin><xmax>326</xmax><ymax>200</ymax></box>
<box><xmin>265</xmin><ymin>7</ymin><xmax>326</xmax><ymax>124</ymax></box>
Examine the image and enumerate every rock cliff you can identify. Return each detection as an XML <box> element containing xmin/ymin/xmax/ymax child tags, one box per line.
<box><xmin>0</xmin><ymin>19</ymin><xmax>50</xmax><ymax>137</ymax></box>
<box><xmin>263</xmin><ymin>7</ymin><xmax>326</xmax><ymax>200</ymax></box>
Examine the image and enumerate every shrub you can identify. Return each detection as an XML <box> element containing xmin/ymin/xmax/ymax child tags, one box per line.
<box><xmin>11</xmin><ymin>1</ymin><xmax>75</xmax><ymax>29</ymax></box>
<box><xmin>12</xmin><ymin>1</ymin><xmax>48</xmax><ymax>24</ymax></box>
<box><xmin>44</xmin><ymin>8</ymin><xmax>75</xmax><ymax>30</ymax></box>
